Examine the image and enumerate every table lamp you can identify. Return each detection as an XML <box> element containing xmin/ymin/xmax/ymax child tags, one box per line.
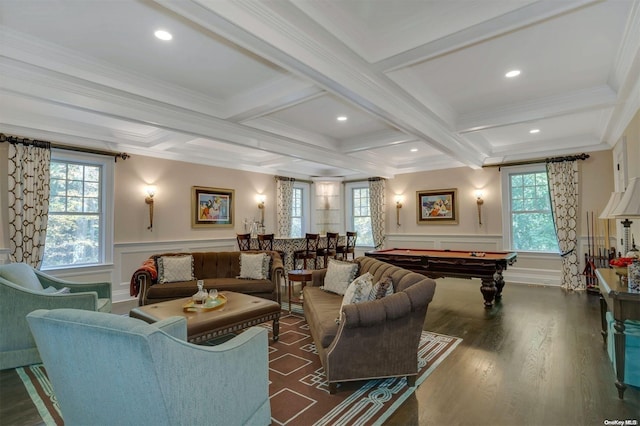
<box><xmin>612</xmin><ymin>177</ymin><xmax>640</xmax><ymax>254</ymax></box>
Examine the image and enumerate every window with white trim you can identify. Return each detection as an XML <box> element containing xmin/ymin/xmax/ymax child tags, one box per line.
<box><xmin>42</xmin><ymin>151</ymin><xmax>114</xmax><ymax>269</ymax></box>
<box><xmin>290</xmin><ymin>182</ymin><xmax>309</xmax><ymax>237</ymax></box>
<box><xmin>501</xmin><ymin>165</ymin><xmax>559</xmax><ymax>253</ymax></box>
<box><xmin>345</xmin><ymin>182</ymin><xmax>374</xmax><ymax>246</ymax></box>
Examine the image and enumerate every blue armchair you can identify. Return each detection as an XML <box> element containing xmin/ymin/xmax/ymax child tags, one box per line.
<box><xmin>27</xmin><ymin>309</ymin><xmax>271</xmax><ymax>426</ymax></box>
<box><xmin>0</xmin><ymin>262</ymin><xmax>112</xmax><ymax>370</ymax></box>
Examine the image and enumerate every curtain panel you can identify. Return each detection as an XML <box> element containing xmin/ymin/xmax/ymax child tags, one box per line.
<box><xmin>7</xmin><ymin>140</ymin><xmax>51</xmax><ymax>267</ymax></box>
<box><xmin>368</xmin><ymin>177</ymin><xmax>386</xmax><ymax>249</ymax></box>
<box><xmin>546</xmin><ymin>160</ymin><xmax>581</xmax><ymax>290</ymax></box>
<box><xmin>276</xmin><ymin>176</ymin><xmax>295</xmax><ymax>238</ymax></box>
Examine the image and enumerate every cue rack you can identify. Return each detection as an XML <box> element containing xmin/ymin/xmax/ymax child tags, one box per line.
<box><xmin>582</xmin><ymin>210</ymin><xmax>617</xmax><ymax>293</ymax></box>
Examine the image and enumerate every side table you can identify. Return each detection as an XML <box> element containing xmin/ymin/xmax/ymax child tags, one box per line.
<box><xmin>287</xmin><ymin>269</ymin><xmax>312</xmax><ymax>313</ymax></box>
<box><xmin>596</xmin><ymin>267</ymin><xmax>640</xmax><ymax>399</ymax></box>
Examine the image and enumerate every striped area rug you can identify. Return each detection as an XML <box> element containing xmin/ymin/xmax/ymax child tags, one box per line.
<box><xmin>17</xmin><ymin>311</ymin><xmax>461</xmax><ymax>426</ymax></box>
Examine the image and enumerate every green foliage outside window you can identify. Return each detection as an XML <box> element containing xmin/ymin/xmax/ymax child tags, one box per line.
<box><xmin>510</xmin><ymin>172</ymin><xmax>559</xmax><ymax>252</ymax></box>
<box><xmin>352</xmin><ymin>187</ymin><xmax>373</xmax><ymax>246</ymax></box>
<box><xmin>43</xmin><ymin>161</ymin><xmax>102</xmax><ymax>268</ymax></box>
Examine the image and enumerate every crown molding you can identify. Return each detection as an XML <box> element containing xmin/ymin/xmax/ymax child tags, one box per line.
<box><xmin>609</xmin><ymin>0</ymin><xmax>640</xmax><ymax>91</ymax></box>
<box><xmin>457</xmin><ymin>85</ymin><xmax>617</xmax><ymax>133</ymax></box>
<box><xmin>603</xmin><ymin>0</ymin><xmax>640</xmax><ymax>145</ymax></box>
<box><xmin>489</xmin><ymin>134</ymin><xmax>607</xmax><ymax>158</ymax></box>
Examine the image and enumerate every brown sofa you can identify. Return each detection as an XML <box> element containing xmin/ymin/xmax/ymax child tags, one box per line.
<box><xmin>131</xmin><ymin>251</ymin><xmax>283</xmax><ymax>306</ymax></box>
<box><xmin>302</xmin><ymin>256</ymin><xmax>436</xmax><ymax>394</ymax></box>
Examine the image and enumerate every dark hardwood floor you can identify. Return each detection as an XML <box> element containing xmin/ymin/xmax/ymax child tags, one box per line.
<box><xmin>1</xmin><ymin>280</ymin><xmax>638</xmax><ymax>425</ymax></box>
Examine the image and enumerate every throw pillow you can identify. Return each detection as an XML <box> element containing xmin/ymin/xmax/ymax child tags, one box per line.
<box><xmin>0</xmin><ymin>263</ymin><xmax>43</xmax><ymax>291</ymax></box>
<box><xmin>340</xmin><ymin>272</ymin><xmax>374</xmax><ymax>309</ymax></box>
<box><xmin>371</xmin><ymin>275</ymin><xmax>394</xmax><ymax>300</ymax></box>
<box><xmin>238</xmin><ymin>253</ymin><xmax>269</xmax><ymax>280</ymax></box>
<box><xmin>323</xmin><ymin>258</ymin><xmax>358</xmax><ymax>295</ymax></box>
<box><xmin>157</xmin><ymin>255</ymin><xmax>195</xmax><ymax>283</ymax></box>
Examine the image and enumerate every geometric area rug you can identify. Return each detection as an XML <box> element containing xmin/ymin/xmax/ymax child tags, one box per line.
<box><xmin>16</xmin><ymin>311</ymin><xmax>461</xmax><ymax>426</ymax></box>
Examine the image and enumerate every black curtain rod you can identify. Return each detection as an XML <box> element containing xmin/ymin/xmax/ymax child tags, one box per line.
<box><xmin>483</xmin><ymin>153</ymin><xmax>590</xmax><ymax>169</ymax></box>
<box><xmin>0</xmin><ymin>133</ymin><xmax>130</xmax><ymax>162</ymax></box>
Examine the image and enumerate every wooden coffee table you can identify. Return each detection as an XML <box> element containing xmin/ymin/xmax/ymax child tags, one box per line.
<box><xmin>130</xmin><ymin>291</ymin><xmax>281</xmax><ymax>343</ymax></box>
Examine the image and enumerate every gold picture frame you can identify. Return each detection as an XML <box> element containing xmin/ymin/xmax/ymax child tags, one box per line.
<box><xmin>191</xmin><ymin>186</ymin><xmax>234</xmax><ymax>228</ymax></box>
<box><xmin>416</xmin><ymin>188</ymin><xmax>458</xmax><ymax>224</ymax></box>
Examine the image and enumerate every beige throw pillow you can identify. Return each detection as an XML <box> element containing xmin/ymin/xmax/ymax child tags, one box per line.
<box><xmin>323</xmin><ymin>259</ymin><xmax>358</xmax><ymax>295</ymax></box>
<box><xmin>238</xmin><ymin>253</ymin><xmax>269</xmax><ymax>280</ymax></box>
<box><xmin>157</xmin><ymin>255</ymin><xmax>195</xmax><ymax>283</ymax></box>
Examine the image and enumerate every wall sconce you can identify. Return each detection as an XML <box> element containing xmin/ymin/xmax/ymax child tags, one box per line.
<box><xmin>475</xmin><ymin>190</ymin><xmax>484</xmax><ymax>226</ymax></box>
<box><xmin>145</xmin><ymin>186</ymin><xmax>156</xmax><ymax>231</ymax></box>
<box><xmin>257</xmin><ymin>194</ymin><xmax>266</xmax><ymax>225</ymax></box>
<box><xmin>395</xmin><ymin>195</ymin><xmax>403</xmax><ymax>226</ymax></box>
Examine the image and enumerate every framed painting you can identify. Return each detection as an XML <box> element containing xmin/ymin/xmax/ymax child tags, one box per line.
<box><xmin>191</xmin><ymin>186</ymin><xmax>234</xmax><ymax>227</ymax></box>
<box><xmin>416</xmin><ymin>188</ymin><xmax>458</xmax><ymax>224</ymax></box>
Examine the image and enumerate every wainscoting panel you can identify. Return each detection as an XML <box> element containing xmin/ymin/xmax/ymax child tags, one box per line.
<box><xmin>0</xmin><ymin>234</ymin><xmax>614</xmax><ymax>302</ymax></box>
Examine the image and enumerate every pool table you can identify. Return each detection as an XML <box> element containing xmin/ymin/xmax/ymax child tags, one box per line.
<box><xmin>365</xmin><ymin>248</ymin><xmax>517</xmax><ymax>308</ymax></box>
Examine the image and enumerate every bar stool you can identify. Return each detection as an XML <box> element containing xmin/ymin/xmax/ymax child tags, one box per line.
<box><xmin>293</xmin><ymin>233</ymin><xmax>319</xmax><ymax>270</ymax></box>
<box><xmin>257</xmin><ymin>233</ymin><xmax>286</xmax><ymax>264</ymax></box>
<box><xmin>236</xmin><ymin>233</ymin><xmax>252</xmax><ymax>251</ymax></box>
<box><xmin>317</xmin><ymin>232</ymin><xmax>339</xmax><ymax>268</ymax></box>
<box><xmin>336</xmin><ymin>231</ymin><xmax>357</xmax><ymax>261</ymax></box>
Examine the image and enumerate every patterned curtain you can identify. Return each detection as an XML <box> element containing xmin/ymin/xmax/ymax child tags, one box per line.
<box><xmin>7</xmin><ymin>139</ymin><xmax>51</xmax><ymax>267</ymax></box>
<box><xmin>368</xmin><ymin>177</ymin><xmax>386</xmax><ymax>249</ymax></box>
<box><xmin>546</xmin><ymin>160</ymin><xmax>581</xmax><ymax>290</ymax></box>
<box><xmin>276</xmin><ymin>176</ymin><xmax>295</xmax><ymax>237</ymax></box>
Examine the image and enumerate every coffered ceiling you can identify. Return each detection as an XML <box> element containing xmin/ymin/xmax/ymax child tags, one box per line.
<box><xmin>1</xmin><ymin>0</ymin><xmax>638</xmax><ymax>179</ymax></box>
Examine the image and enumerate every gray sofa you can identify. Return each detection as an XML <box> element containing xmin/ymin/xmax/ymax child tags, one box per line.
<box><xmin>303</xmin><ymin>256</ymin><xmax>437</xmax><ymax>393</ymax></box>
<box><xmin>131</xmin><ymin>251</ymin><xmax>283</xmax><ymax>306</ymax></box>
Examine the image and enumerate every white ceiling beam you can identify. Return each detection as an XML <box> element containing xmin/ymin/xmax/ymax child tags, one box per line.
<box><xmin>156</xmin><ymin>0</ymin><xmax>485</xmax><ymax>169</ymax></box>
<box><xmin>1</xmin><ymin>60</ymin><xmax>395</xmax><ymax>177</ymax></box>
<box><xmin>373</xmin><ymin>0</ymin><xmax>600</xmax><ymax>73</ymax></box>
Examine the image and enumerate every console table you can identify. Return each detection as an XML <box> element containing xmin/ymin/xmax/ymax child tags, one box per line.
<box><xmin>596</xmin><ymin>268</ymin><xmax>640</xmax><ymax>399</ymax></box>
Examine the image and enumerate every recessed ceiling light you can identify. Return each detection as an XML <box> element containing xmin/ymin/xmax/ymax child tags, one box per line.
<box><xmin>505</xmin><ymin>70</ymin><xmax>521</xmax><ymax>78</ymax></box>
<box><xmin>529</xmin><ymin>129</ymin><xmax>540</xmax><ymax>134</ymax></box>
<box><xmin>410</xmin><ymin>148</ymin><xmax>418</xmax><ymax>152</ymax></box>
<box><xmin>336</xmin><ymin>116</ymin><xmax>348</xmax><ymax>122</ymax></box>
<box><xmin>154</xmin><ymin>30</ymin><xmax>173</xmax><ymax>41</ymax></box>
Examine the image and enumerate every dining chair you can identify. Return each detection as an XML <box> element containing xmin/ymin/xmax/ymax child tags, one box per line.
<box><xmin>336</xmin><ymin>231</ymin><xmax>357</xmax><ymax>261</ymax></box>
<box><xmin>316</xmin><ymin>232</ymin><xmax>339</xmax><ymax>268</ymax></box>
<box><xmin>236</xmin><ymin>233</ymin><xmax>252</xmax><ymax>251</ymax></box>
<box><xmin>257</xmin><ymin>233</ymin><xmax>286</xmax><ymax>264</ymax></box>
<box><xmin>293</xmin><ymin>233</ymin><xmax>319</xmax><ymax>270</ymax></box>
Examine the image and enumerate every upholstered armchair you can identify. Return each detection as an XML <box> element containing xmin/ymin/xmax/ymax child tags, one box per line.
<box><xmin>27</xmin><ymin>309</ymin><xmax>271</xmax><ymax>426</ymax></box>
<box><xmin>0</xmin><ymin>263</ymin><xmax>112</xmax><ymax>370</ymax></box>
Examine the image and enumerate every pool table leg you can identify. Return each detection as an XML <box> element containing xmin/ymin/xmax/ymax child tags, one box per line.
<box><xmin>480</xmin><ymin>266</ymin><xmax>505</xmax><ymax>309</ymax></box>
<box><xmin>494</xmin><ymin>266</ymin><xmax>505</xmax><ymax>301</ymax></box>
<box><xmin>480</xmin><ymin>278</ymin><xmax>496</xmax><ymax>308</ymax></box>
